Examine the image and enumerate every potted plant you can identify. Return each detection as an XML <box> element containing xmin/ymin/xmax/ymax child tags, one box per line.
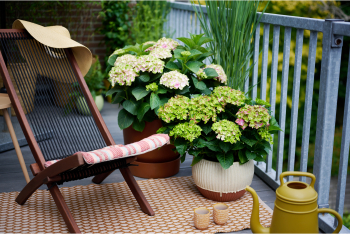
<box><xmin>106</xmin><ymin>34</ymin><xmax>224</xmax><ymax>178</ymax></box>
<box><xmin>76</xmin><ymin>56</ymin><xmax>106</xmax><ymax>115</ymax></box>
<box><xmin>157</xmin><ymin>87</ymin><xmax>282</xmax><ymax>201</ymax></box>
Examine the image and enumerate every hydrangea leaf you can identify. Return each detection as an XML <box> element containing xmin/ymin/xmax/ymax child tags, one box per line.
<box><xmin>197</xmin><ymin>36</ymin><xmax>213</xmax><ymax>46</ymax></box>
<box><xmin>150</xmin><ymin>93</ymin><xmax>161</xmax><ymax>110</ymax></box>
<box><xmin>106</xmin><ymin>85</ymin><xmax>123</xmax><ymax>96</ymax></box>
<box><xmin>201</xmin><ymin>124</ymin><xmax>212</xmax><ymax>135</ymax></box>
<box><xmin>112</xmin><ymin>91</ymin><xmax>126</xmax><ymax>104</ymax></box>
<box><xmin>217</xmin><ymin>152</ymin><xmax>234</xmax><ymax>169</ymax></box>
<box><xmin>269</xmin><ymin>116</ymin><xmax>283</xmax><ymax>132</ymax></box>
<box><xmin>192</xmin><ymin>76</ymin><xmax>207</xmax><ymax>90</ymax></box>
<box><xmin>238</xmin><ymin>150</ymin><xmax>249</xmax><ymax>164</ymax></box>
<box><xmin>191</xmin><ymin>154</ymin><xmax>204</xmax><ymax>166</ymax></box>
<box><xmin>232</xmin><ymin>141</ymin><xmax>245</xmax><ymax>150</ymax></box>
<box><xmin>122</xmin><ymin>99</ymin><xmax>139</xmax><ymax>115</ymax></box>
<box><xmin>132</xmin><ymin>87</ymin><xmax>151</xmax><ymax>101</ymax></box>
<box><xmin>204</xmin><ymin>134</ymin><xmax>216</xmax><ymax>141</ymax></box>
<box><xmin>138</xmin><ymin>73</ymin><xmax>150</xmax><ymax>82</ymax></box>
<box><xmin>155</xmin><ymin>87</ymin><xmax>167</xmax><ymax>95</ymax></box>
<box><xmin>132</xmin><ymin>119</ymin><xmax>145</xmax><ymax>132</ymax></box>
<box><xmin>245</xmin><ymin>150</ymin><xmax>257</xmax><ymax>160</ymax></box>
<box><xmin>157</xmin><ymin>126</ymin><xmax>167</xmax><ymax>134</ymax></box>
<box><xmin>174</xmin><ymin>48</ymin><xmax>186</xmax><ymax>59</ymax></box>
<box><xmin>137</xmin><ymin>103</ymin><xmax>150</xmax><ymax>122</ymax></box>
<box><xmin>174</xmin><ymin>86</ymin><xmax>190</xmax><ymax>95</ymax></box>
<box><xmin>108</xmin><ymin>54</ymin><xmax>118</xmax><ymax>66</ymax></box>
<box><xmin>186</xmin><ymin>61</ymin><xmax>204</xmax><ymax>73</ymax></box>
<box><xmin>165</xmin><ymin>61</ymin><xmax>180</xmax><ymax>71</ymax></box>
<box><xmin>188</xmin><ymin>49</ymin><xmax>202</xmax><ymax>60</ymax></box>
<box><xmin>204</xmin><ymin>68</ymin><xmax>219</xmax><ymax>79</ymax></box>
<box><xmin>118</xmin><ymin>109</ymin><xmax>134</xmax><ymax>129</ymax></box>
<box><xmin>219</xmin><ymin>141</ymin><xmax>231</xmax><ymax>153</ymax></box>
<box><xmin>177</xmin><ymin>37</ymin><xmax>196</xmax><ymax>48</ymax></box>
<box><xmin>204</xmin><ymin>140</ymin><xmax>221</xmax><ymax>152</ymax></box>
<box><xmin>241</xmin><ymin>135</ymin><xmax>257</xmax><ymax>147</ymax></box>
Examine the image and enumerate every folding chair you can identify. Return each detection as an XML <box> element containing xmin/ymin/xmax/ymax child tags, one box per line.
<box><xmin>0</xmin><ymin>28</ymin><xmax>167</xmax><ymax>233</ymax></box>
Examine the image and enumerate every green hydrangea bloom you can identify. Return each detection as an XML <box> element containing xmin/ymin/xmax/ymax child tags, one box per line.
<box><xmin>169</xmin><ymin>122</ymin><xmax>202</xmax><ymax>142</ymax></box>
<box><xmin>258</xmin><ymin>127</ymin><xmax>273</xmax><ymax>144</ymax></box>
<box><xmin>181</xmin><ymin>51</ymin><xmax>191</xmax><ymax>57</ymax></box>
<box><xmin>212</xmin><ymin>86</ymin><xmax>246</xmax><ymax>106</ymax></box>
<box><xmin>236</xmin><ymin>105</ymin><xmax>271</xmax><ymax>129</ymax></box>
<box><xmin>196</xmin><ymin>69</ymin><xmax>208</xmax><ymax>80</ymax></box>
<box><xmin>146</xmin><ymin>82</ymin><xmax>158</xmax><ymax>92</ymax></box>
<box><xmin>212</xmin><ymin>120</ymin><xmax>241</xmax><ymax>144</ymax></box>
<box><xmin>188</xmin><ymin>95</ymin><xmax>223</xmax><ymax>123</ymax></box>
<box><xmin>158</xmin><ymin>95</ymin><xmax>190</xmax><ymax>123</ymax></box>
<box><xmin>255</xmin><ymin>98</ymin><xmax>271</xmax><ymax>107</ymax></box>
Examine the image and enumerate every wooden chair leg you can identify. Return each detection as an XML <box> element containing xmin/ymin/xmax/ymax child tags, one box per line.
<box><xmin>119</xmin><ymin>167</ymin><xmax>155</xmax><ymax>216</ymax></box>
<box><xmin>49</xmin><ymin>184</ymin><xmax>80</xmax><ymax>233</ymax></box>
<box><xmin>3</xmin><ymin>108</ymin><xmax>30</xmax><ymax>183</ymax></box>
<box><xmin>15</xmin><ymin>173</ymin><xmax>46</xmax><ymax>205</ymax></box>
<box><xmin>92</xmin><ymin>170</ymin><xmax>114</xmax><ymax>184</ymax></box>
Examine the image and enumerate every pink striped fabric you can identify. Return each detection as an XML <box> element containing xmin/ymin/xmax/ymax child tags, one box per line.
<box><xmin>44</xmin><ymin>134</ymin><xmax>170</xmax><ymax>167</ymax></box>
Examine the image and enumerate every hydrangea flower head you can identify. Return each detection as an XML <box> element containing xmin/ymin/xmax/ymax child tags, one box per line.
<box><xmin>170</xmin><ymin>122</ymin><xmax>202</xmax><ymax>142</ymax></box>
<box><xmin>108</xmin><ymin>63</ymin><xmax>138</xmax><ymax>86</ymax></box>
<box><xmin>135</xmin><ymin>55</ymin><xmax>164</xmax><ymax>74</ymax></box>
<box><xmin>146</xmin><ymin>83</ymin><xmax>158</xmax><ymax>92</ymax></box>
<box><xmin>212</xmin><ymin>120</ymin><xmax>242</xmax><ymax>144</ymax></box>
<box><xmin>197</xmin><ymin>64</ymin><xmax>227</xmax><ymax>84</ymax></box>
<box><xmin>212</xmin><ymin>86</ymin><xmax>246</xmax><ymax>106</ymax></box>
<box><xmin>236</xmin><ymin>105</ymin><xmax>271</xmax><ymax>129</ymax></box>
<box><xmin>181</xmin><ymin>51</ymin><xmax>191</xmax><ymax>57</ymax></box>
<box><xmin>160</xmin><ymin>71</ymin><xmax>189</xmax><ymax>90</ymax></box>
<box><xmin>158</xmin><ymin>95</ymin><xmax>190</xmax><ymax>123</ymax></box>
<box><xmin>188</xmin><ymin>95</ymin><xmax>223</xmax><ymax>123</ymax></box>
<box><xmin>114</xmin><ymin>54</ymin><xmax>138</xmax><ymax>66</ymax></box>
<box><xmin>146</xmin><ymin>37</ymin><xmax>179</xmax><ymax>51</ymax></box>
<box><xmin>258</xmin><ymin>127</ymin><xmax>273</xmax><ymax>144</ymax></box>
<box><xmin>149</xmin><ymin>48</ymin><xmax>172</xmax><ymax>59</ymax></box>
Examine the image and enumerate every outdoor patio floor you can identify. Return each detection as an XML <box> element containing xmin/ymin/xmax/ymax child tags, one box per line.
<box><xmin>0</xmin><ymin>101</ymin><xmax>276</xmax><ymax>233</ymax></box>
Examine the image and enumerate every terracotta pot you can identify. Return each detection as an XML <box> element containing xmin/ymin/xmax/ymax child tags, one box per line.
<box><xmin>123</xmin><ymin>119</ymin><xmax>180</xmax><ymax>178</ymax></box>
<box><xmin>192</xmin><ymin>159</ymin><xmax>254</xmax><ymax>202</ymax></box>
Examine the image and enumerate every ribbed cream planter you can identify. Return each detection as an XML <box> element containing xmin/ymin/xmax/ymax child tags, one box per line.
<box><xmin>192</xmin><ymin>159</ymin><xmax>254</xmax><ymax>201</ymax></box>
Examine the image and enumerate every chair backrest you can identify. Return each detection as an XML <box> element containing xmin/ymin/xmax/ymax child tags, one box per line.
<box><xmin>0</xmin><ymin>30</ymin><xmax>113</xmax><ymax>164</ymax></box>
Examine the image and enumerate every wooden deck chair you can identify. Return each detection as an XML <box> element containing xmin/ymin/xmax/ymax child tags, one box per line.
<box><xmin>0</xmin><ymin>27</ymin><xmax>166</xmax><ymax>233</ymax></box>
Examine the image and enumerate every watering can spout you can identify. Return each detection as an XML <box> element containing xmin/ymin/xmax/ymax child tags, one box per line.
<box><xmin>246</xmin><ymin>186</ymin><xmax>270</xmax><ymax>233</ymax></box>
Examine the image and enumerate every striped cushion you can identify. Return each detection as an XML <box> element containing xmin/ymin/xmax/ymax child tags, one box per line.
<box><xmin>44</xmin><ymin>134</ymin><xmax>170</xmax><ymax>167</ymax></box>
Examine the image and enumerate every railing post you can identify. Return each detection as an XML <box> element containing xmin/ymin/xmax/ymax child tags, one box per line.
<box><xmin>313</xmin><ymin>19</ymin><xmax>343</xmax><ymax>209</ymax></box>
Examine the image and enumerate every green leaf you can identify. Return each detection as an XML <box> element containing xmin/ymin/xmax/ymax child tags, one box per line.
<box><xmin>137</xmin><ymin>103</ymin><xmax>150</xmax><ymax>122</ymax></box>
<box><xmin>190</xmin><ymin>33</ymin><xmax>205</xmax><ymax>44</ymax></box>
<box><xmin>174</xmin><ymin>48</ymin><xmax>185</xmax><ymax>59</ymax></box>
<box><xmin>204</xmin><ymin>68</ymin><xmax>219</xmax><ymax>78</ymax></box>
<box><xmin>177</xmin><ymin>37</ymin><xmax>196</xmax><ymax>48</ymax></box>
<box><xmin>118</xmin><ymin>109</ymin><xmax>134</xmax><ymax>130</ymax></box>
<box><xmin>106</xmin><ymin>86</ymin><xmax>123</xmax><ymax>96</ymax></box>
<box><xmin>269</xmin><ymin>116</ymin><xmax>283</xmax><ymax>132</ymax></box>
<box><xmin>197</xmin><ymin>36</ymin><xmax>213</xmax><ymax>46</ymax></box>
<box><xmin>245</xmin><ymin>150</ymin><xmax>257</xmax><ymax>160</ymax></box>
<box><xmin>142</xmin><ymin>43</ymin><xmax>153</xmax><ymax>51</ymax></box>
<box><xmin>202</xmin><ymin>88</ymin><xmax>212</xmax><ymax>95</ymax></box>
<box><xmin>175</xmin><ymin>86</ymin><xmax>190</xmax><ymax>95</ymax></box>
<box><xmin>217</xmin><ymin>152</ymin><xmax>234</xmax><ymax>169</ymax></box>
<box><xmin>112</xmin><ymin>91</ymin><xmax>126</xmax><ymax>104</ymax></box>
<box><xmin>165</xmin><ymin>61</ymin><xmax>180</xmax><ymax>71</ymax></box>
<box><xmin>138</xmin><ymin>73</ymin><xmax>150</xmax><ymax>82</ymax></box>
<box><xmin>232</xmin><ymin>142</ymin><xmax>244</xmax><ymax>150</ymax></box>
<box><xmin>188</xmin><ymin>49</ymin><xmax>202</xmax><ymax>60</ymax></box>
<box><xmin>201</xmin><ymin>124</ymin><xmax>212</xmax><ymax>135</ymax></box>
<box><xmin>122</xmin><ymin>99</ymin><xmax>139</xmax><ymax>115</ymax></box>
<box><xmin>132</xmin><ymin>87</ymin><xmax>151</xmax><ymax>101</ymax></box>
<box><xmin>192</xmin><ymin>76</ymin><xmax>207</xmax><ymax>90</ymax></box>
<box><xmin>174</xmin><ymin>138</ymin><xmax>187</xmax><ymax>155</ymax></box>
<box><xmin>186</xmin><ymin>61</ymin><xmax>204</xmax><ymax>73</ymax></box>
<box><xmin>157</xmin><ymin>126</ymin><xmax>167</xmax><ymax>134</ymax></box>
<box><xmin>108</xmin><ymin>54</ymin><xmax>117</xmax><ymax>66</ymax></box>
<box><xmin>180</xmin><ymin>154</ymin><xmax>186</xmax><ymax>163</ymax></box>
<box><xmin>255</xmin><ymin>155</ymin><xmax>265</xmax><ymax>162</ymax></box>
<box><xmin>219</xmin><ymin>141</ymin><xmax>231</xmax><ymax>153</ymax></box>
<box><xmin>155</xmin><ymin>87</ymin><xmax>167</xmax><ymax>95</ymax></box>
<box><xmin>124</xmin><ymin>44</ymin><xmax>142</xmax><ymax>54</ymax></box>
<box><xmin>204</xmin><ymin>140</ymin><xmax>221</xmax><ymax>152</ymax></box>
<box><xmin>204</xmin><ymin>135</ymin><xmax>216</xmax><ymax>141</ymax></box>
<box><xmin>150</xmin><ymin>93</ymin><xmax>161</xmax><ymax>110</ymax></box>
<box><xmin>132</xmin><ymin>119</ymin><xmax>145</xmax><ymax>132</ymax></box>
<box><xmin>191</xmin><ymin>154</ymin><xmax>204</xmax><ymax>166</ymax></box>
<box><xmin>159</xmin><ymin>97</ymin><xmax>169</xmax><ymax>106</ymax></box>
<box><xmin>238</xmin><ymin>150</ymin><xmax>249</xmax><ymax>164</ymax></box>
<box><xmin>241</xmin><ymin>135</ymin><xmax>257</xmax><ymax>147</ymax></box>
<box><xmin>188</xmin><ymin>149</ymin><xmax>201</xmax><ymax>157</ymax></box>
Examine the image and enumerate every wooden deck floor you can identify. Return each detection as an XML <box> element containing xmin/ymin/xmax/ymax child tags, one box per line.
<box><xmin>0</xmin><ymin>101</ymin><xmax>276</xmax><ymax>233</ymax></box>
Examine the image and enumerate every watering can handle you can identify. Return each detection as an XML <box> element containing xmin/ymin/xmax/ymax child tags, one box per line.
<box><xmin>280</xmin><ymin>171</ymin><xmax>316</xmax><ymax>188</ymax></box>
<box><xmin>318</xmin><ymin>208</ymin><xmax>343</xmax><ymax>233</ymax></box>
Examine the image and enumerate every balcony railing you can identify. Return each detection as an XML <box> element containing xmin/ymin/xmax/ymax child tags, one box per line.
<box><xmin>167</xmin><ymin>2</ymin><xmax>350</xmax><ymax>233</ymax></box>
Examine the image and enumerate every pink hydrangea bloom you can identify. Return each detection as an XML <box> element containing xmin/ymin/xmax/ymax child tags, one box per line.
<box><xmin>149</xmin><ymin>48</ymin><xmax>172</xmax><ymax>59</ymax></box>
<box><xmin>145</xmin><ymin>37</ymin><xmax>179</xmax><ymax>52</ymax></box>
<box><xmin>160</xmin><ymin>71</ymin><xmax>189</xmax><ymax>90</ymax></box>
<box><xmin>196</xmin><ymin>64</ymin><xmax>227</xmax><ymax>84</ymax></box>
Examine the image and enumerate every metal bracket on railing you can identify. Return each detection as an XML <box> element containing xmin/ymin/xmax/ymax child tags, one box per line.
<box><xmin>329</xmin><ymin>19</ymin><xmax>345</xmax><ymax>48</ymax></box>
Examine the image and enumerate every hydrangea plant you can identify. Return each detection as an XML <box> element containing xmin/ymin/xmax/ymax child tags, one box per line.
<box><xmin>157</xmin><ymin>86</ymin><xmax>282</xmax><ymax>169</ymax></box>
<box><xmin>106</xmin><ymin>34</ymin><xmax>226</xmax><ymax>132</ymax></box>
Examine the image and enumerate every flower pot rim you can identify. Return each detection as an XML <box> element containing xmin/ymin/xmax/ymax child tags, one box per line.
<box><xmin>200</xmin><ymin>158</ymin><xmax>252</xmax><ymax>166</ymax></box>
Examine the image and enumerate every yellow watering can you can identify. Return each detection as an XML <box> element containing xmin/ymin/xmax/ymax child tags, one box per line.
<box><xmin>246</xmin><ymin>171</ymin><xmax>343</xmax><ymax>233</ymax></box>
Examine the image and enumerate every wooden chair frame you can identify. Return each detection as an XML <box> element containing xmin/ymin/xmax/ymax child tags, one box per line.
<box><xmin>0</xmin><ymin>29</ymin><xmax>154</xmax><ymax>233</ymax></box>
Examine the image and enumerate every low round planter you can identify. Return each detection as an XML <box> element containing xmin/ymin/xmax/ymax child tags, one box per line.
<box><xmin>123</xmin><ymin>119</ymin><xmax>180</xmax><ymax>178</ymax></box>
<box><xmin>76</xmin><ymin>95</ymin><xmax>104</xmax><ymax>115</ymax></box>
<box><xmin>192</xmin><ymin>159</ymin><xmax>254</xmax><ymax>202</ymax></box>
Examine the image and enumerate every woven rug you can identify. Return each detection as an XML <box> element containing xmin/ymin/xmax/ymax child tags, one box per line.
<box><xmin>0</xmin><ymin>176</ymin><xmax>272</xmax><ymax>233</ymax></box>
